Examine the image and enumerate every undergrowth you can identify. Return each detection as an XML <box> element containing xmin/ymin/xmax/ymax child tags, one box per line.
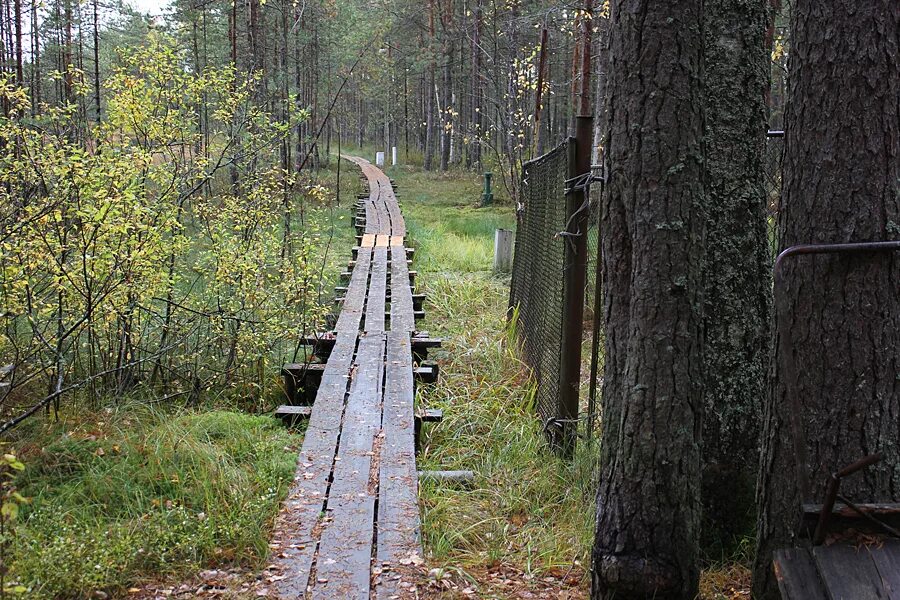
<box><xmin>391</xmin><ymin>168</ymin><xmax>597</xmax><ymax>581</ymax></box>
<box><xmin>6</xmin><ymin>405</ymin><xmax>299</xmax><ymax>597</ymax></box>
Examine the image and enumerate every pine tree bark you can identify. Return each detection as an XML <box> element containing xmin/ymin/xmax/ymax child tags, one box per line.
<box><xmin>591</xmin><ymin>0</ymin><xmax>704</xmax><ymax>596</ymax></box>
<box><xmin>752</xmin><ymin>1</ymin><xmax>899</xmax><ymax>597</ymax></box>
<box><xmin>700</xmin><ymin>0</ymin><xmax>771</xmax><ymax>553</ymax></box>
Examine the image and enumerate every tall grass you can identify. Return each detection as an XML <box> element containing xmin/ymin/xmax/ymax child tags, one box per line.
<box><xmin>393</xmin><ymin>169</ymin><xmax>596</xmax><ymax>581</ymax></box>
<box><xmin>7</xmin><ymin>405</ymin><xmax>299</xmax><ymax>597</ymax></box>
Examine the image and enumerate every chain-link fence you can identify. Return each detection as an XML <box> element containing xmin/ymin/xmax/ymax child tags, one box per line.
<box><xmin>512</xmin><ymin>131</ymin><xmax>783</xmax><ymax>454</ymax></box>
<box><xmin>509</xmin><ymin>142</ymin><xmax>569</xmax><ymax>434</ymax></box>
<box><xmin>765</xmin><ymin>130</ymin><xmax>784</xmax><ymax>254</ymax></box>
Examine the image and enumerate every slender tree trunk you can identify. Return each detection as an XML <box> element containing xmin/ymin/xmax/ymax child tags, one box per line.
<box><xmin>423</xmin><ymin>0</ymin><xmax>436</xmax><ymax>171</ymax></box>
<box><xmin>439</xmin><ymin>47</ymin><xmax>452</xmax><ymax>171</ymax></box>
<box><xmin>31</xmin><ymin>0</ymin><xmax>40</xmax><ymax>113</ymax></box>
<box><xmin>752</xmin><ymin>1</ymin><xmax>899</xmax><ymax>597</ymax></box>
<box><xmin>591</xmin><ymin>0</ymin><xmax>704</xmax><ymax>596</ymax></box>
<box><xmin>63</xmin><ymin>0</ymin><xmax>73</xmax><ymax>104</ymax></box>
<box><xmin>91</xmin><ymin>0</ymin><xmax>100</xmax><ymax>123</ymax></box>
<box><xmin>699</xmin><ymin>0</ymin><xmax>771</xmax><ymax>555</ymax></box>
<box><xmin>469</xmin><ymin>0</ymin><xmax>482</xmax><ymax>168</ymax></box>
<box><xmin>13</xmin><ymin>0</ymin><xmax>22</xmax><ymax>86</ymax></box>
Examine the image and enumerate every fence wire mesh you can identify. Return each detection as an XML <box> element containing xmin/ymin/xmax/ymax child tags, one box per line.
<box><xmin>509</xmin><ymin>142</ymin><xmax>569</xmax><ymax>429</ymax></box>
<box><xmin>765</xmin><ymin>130</ymin><xmax>784</xmax><ymax>254</ymax></box>
<box><xmin>512</xmin><ymin>132</ymin><xmax>783</xmax><ymax>448</ymax></box>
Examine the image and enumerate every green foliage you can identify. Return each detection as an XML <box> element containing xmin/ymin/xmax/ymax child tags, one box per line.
<box><xmin>0</xmin><ymin>453</ymin><xmax>29</xmax><ymax>596</ymax></box>
<box><xmin>0</xmin><ymin>34</ymin><xmax>336</xmax><ymax>416</ymax></box>
<box><xmin>7</xmin><ymin>406</ymin><xmax>298</xmax><ymax>596</ymax></box>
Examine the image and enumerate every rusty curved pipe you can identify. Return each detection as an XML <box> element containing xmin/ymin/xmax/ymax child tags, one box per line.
<box><xmin>773</xmin><ymin>240</ymin><xmax>900</xmax><ymax>503</ymax></box>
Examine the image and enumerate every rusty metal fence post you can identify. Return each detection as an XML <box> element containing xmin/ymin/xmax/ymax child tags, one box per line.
<box><xmin>557</xmin><ymin>116</ymin><xmax>593</xmax><ymax>456</ymax></box>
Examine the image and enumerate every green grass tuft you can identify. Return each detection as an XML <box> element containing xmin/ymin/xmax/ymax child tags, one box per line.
<box><xmin>8</xmin><ymin>406</ymin><xmax>299</xmax><ymax>597</ymax></box>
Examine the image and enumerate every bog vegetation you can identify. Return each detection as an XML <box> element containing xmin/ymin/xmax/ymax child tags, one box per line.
<box><xmin>0</xmin><ymin>0</ymin><xmax>895</xmax><ymax>597</ymax></box>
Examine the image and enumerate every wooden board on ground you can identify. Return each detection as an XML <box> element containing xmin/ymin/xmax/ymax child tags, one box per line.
<box><xmin>361</xmin><ymin>233</ymin><xmax>376</xmax><ymax>248</ymax></box>
<box><xmin>374</xmin><ymin>331</ymin><xmax>421</xmax><ymax>598</ymax></box>
<box><xmin>335</xmin><ymin>248</ymin><xmax>371</xmax><ymax>334</ymax></box>
<box><xmin>272</xmin><ymin>333</ymin><xmax>358</xmax><ymax>598</ymax></box>
<box><xmin>312</xmin><ymin>334</ymin><xmax>385</xmax><ymax>599</ymax></box>
<box><xmin>813</xmin><ymin>544</ymin><xmax>887</xmax><ymax>600</ymax></box>
<box><xmin>773</xmin><ymin>541</ymin><xmax>900</xmax><ymax>600</ymax></box>
<box><xmin>390</xmin><ymin>246</ymin><xmax>415</xmax><ymax>332</ymax></box>
<box><xmin>366</xmin><ymin>247</ymin><xmax>388</xmax><ymax>333</ymax></box>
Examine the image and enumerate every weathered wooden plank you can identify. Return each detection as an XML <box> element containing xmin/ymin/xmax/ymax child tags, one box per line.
<box><xmin>375</xmin><ymin>234</ymin><xmax>390</xmax><ymax>247</ymax></box>
<box><xmin>366</xmin><ymin>247</ymin><xmax>388</xmax><ymax>333</ymax></box>
<box><xmin>390</xmin><ymin>235</ymin><xmax>405</xmax><ymax>247</ymax></box>
<box><xmin>773</xmin><ymin>547</ymin><xmax>829</xmax><ymax>600</ymax></box>
<box><xmin>312</xmin><ymin>334</ymin><xmax>385</xmax><ymax>600</ymax></box>
<box><xmin>361</xmin><ymin>233</ymin><xmax>376</xmax><ymax>248</ymax></box>
<box><xmin>813</xmin><ymin>544</ymin><xmax>887</xmax><ymax>600</ymax></box>
<box><xmin>272</xmin><ymin>333</ymin><xmax>358</xmax><ymax>598</ymax></box>
<box><xmin>871</xmin><ymin>541</ymin><xmax>900</xmax><ymax>600</ymax></box>
<box><xmin>390</xmin><ymin>246</ymin><xmax>415</xmax><ymax>332</ymax></box>
<box><xmin>385</xmin><ymin>190</ymin><xmax>405</xmax><ymax>237</ymax></box>
<box><xmin>335</xmin><ymin>248</ymin><xmax>372</xmax><ymax>335</ymax></box>
<box><xmin>375</xmin><ymin>331</ymin><xmax>421</xmax><ymax>599</ymax></box>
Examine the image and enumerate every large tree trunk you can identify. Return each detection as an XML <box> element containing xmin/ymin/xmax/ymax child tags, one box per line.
<box><xmin>591</xmin><ymin>0</ymin><xmax>704</xmax><ymax>596</ymax></box>
<box><xmin>700</xmin><ymin>0</ymin><xmax>771</xmax><ymax>554</ymax></box>
<box><xmin>752</xmin><ymin>1</ymin><xmax>899</xmax><ymax>597</ymax></box>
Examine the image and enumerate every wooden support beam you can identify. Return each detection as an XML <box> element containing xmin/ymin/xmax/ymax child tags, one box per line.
<box><xmin>385</xmin><ymin>310</ymin><xmax>425</xmax><ymax>321</ymax></box>
<box><xmin>418</xmin><ymin>470</ymin><xmax>475</xmax><ymax>484</ymax></box>
<box><xmin>274</xmin><ymin>404</ymin><xmax>312</xmax><ymax>425</ymax></box>
<box><xmin>413</xmin><ymin>363</ymin><xmax>438</xmax><ymax>384</ymax></box>
<box><xmin>297</xmin><ymin>335</ymin><xmax>338</xmax><ymax>360</ymax></box>
<box><xmin>411</xmin><ymin>336</ymin><xmax>442</xmax><ymax>362</ymax></box>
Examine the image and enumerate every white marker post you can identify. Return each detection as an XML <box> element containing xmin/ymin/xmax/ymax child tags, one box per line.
<box><xmin>493</xmin><ymin>229</ymin><xmax>514</xmax><ymax>273</ymax></box>
<box><xmin>392</xmin><ymin>146</ymin><xmax>398</xmax><ymax>166</ymax></box>
<box><xmin>375</xmin><ymin>151</ymin><xmax>385</xmax><ymax>167</ymax></box>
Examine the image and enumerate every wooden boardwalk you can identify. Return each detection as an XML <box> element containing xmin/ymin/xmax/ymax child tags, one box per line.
<box><xmin>269</xmin><ymin>156</ymin><xmax>435</xmax><ymax>598</ymax></box>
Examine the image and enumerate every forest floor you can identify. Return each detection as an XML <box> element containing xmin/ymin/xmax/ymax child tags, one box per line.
<box><xmin>7</xmin><ymin>158</ymin><xmax>752</xmax><ymax>599</ymax></box>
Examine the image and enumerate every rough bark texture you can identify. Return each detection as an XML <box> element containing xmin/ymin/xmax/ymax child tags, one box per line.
<box><xmin>700</xmin><ymin>0</ymin><xmax>771</xmax><ymax>553</ymax></box>
<box><xmin>752</xmin><ymin>1</ymin><xmax>900</xmax><ymax>598</ymax></box>
<box><xmin>591</xmin><ymin>0</ymin><xmax>704</xmax><ymax>597</ymax></box>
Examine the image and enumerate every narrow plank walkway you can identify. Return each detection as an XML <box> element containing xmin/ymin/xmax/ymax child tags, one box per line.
<box><xmin>268</xmin><ymin>156</ymin><xmax>429</xmax><ymax>599</ymax></box>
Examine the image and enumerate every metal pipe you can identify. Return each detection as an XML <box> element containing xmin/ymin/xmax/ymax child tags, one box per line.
<box><xmin>813</xmin><ymin>453</ymin><xmax>883</xmax><ymax>544</ymax></box>
<box><xmin>774</xmin><ymin>240</ymin><xmax>900</xmax><ymax>514</ymax></box>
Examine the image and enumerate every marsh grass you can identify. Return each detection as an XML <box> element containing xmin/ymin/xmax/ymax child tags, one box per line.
<box><xmin>391</xmin><ymin>168</ymin><xmax>596</xmax><ymax>582</ymax></box>
<box><xmin>6</xmin><ymin>404</ymin><xmax>299</xmax><ymax>597</ymax></box>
